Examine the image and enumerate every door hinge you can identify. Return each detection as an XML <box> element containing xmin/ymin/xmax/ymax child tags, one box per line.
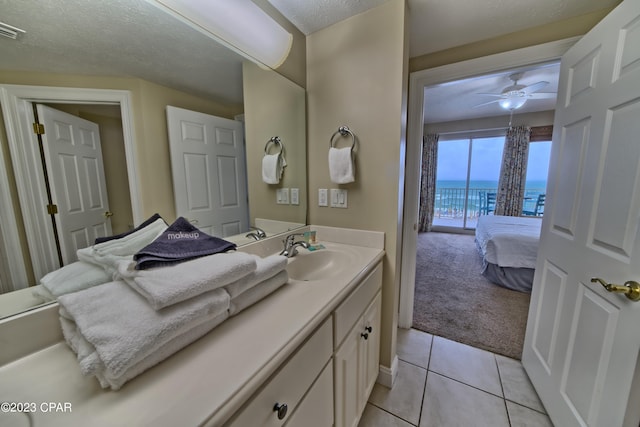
<box><xmin>33</xmin><ymin>122</ymin><xmax>45</xmax><ymax>135</ymax></box>
<box><xmin>47</xmin><ymin>204</ymin><xmax>58</xmax><ymax>215</ymax></box>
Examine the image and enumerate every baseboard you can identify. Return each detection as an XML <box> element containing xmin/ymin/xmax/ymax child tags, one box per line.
<box><xmin>376</xmin><ymin>355</ymin><xmax>399</xmax><ymax>388</ymax></box>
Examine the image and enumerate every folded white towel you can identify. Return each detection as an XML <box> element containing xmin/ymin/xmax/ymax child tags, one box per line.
<box><xmin>115</xmin><ymin>251</ymin><xmax>257</xmax><ymax>309</ymax></box>
<box><xmin>329</xmin><ymin>146</ymin><xmax>355</xmax><ymax>184</ymax></box>
<box><xmin>224</xmin><ymin>254</ymin><xmax>287</xmax><ymax>298</ymax></box>
<box><xmin>37</xmin><ymin>261</ymin><xmax>111</xmax><ymax>298</ymax></box>
<box><xmin>62</xmin><ymin>311</ymin><xmax>229</xmax><ymax>390</ymax></box>
<box><xmin>77</xmin><ymin>217</ymin><xmax>167</xmax><ymax>275</ymax></box>
<box><xmin>58</xmin><ymin>280</ymin><xmax>230</xmax><ymax>381</ymax></box>
<box><xmin>262</xmin><ymin>153</ymin><xmax>287</xmax><ymax>184</ymax></box>
<box><xmin>229</xmin><ymin>270</ymin><xmax>289</xmax><ymax>316</ymax></box>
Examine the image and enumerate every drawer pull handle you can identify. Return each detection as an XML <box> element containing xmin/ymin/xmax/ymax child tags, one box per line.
<box><xmin>361</xmin><ymin>332</ymin><xmax>369</xmax><ymax>340</ymax></box>
<box><xmin>365</xmin><ymin>326</ymin><xmax>372</xmax><ymax>333</ymax></box>
<box><xmin>273</xmin><ymin>402</ymin><xmax>288</xmax><ymax>420</ymax></box>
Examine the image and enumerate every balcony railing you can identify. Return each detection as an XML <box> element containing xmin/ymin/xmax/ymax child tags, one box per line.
<box><xmin>433</xmin><ymin>187</ymin><xmax>545</xmax><ymax>229</ymax></box>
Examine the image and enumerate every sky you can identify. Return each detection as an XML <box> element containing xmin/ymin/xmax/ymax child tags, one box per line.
<box><xmin>436</xmin><ymin>137</ymin><xmax>551</xmax><ymax>183</ymax></box>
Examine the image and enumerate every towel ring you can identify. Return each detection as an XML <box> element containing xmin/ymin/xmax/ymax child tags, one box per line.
<box><xmin>330</xmin><ymin>126</ymin><xmax>356</xmax><ymax>149</ymax></box>
<box><xmin>264</xmin><ymin>136</ymin><xmax>284</xmax><ymax>155</ymax></box>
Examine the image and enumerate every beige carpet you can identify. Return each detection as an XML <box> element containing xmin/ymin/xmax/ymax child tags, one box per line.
<box><xmin>412</xmin><ymin>231</ymin><xmax>531</xmax><ymax>360</ymax></box>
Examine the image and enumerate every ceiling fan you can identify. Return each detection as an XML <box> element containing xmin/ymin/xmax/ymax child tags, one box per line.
<box><xmin>472</xmin><ymin>72</ymin><xmax>556</xmax><ymax>110</ymax></box>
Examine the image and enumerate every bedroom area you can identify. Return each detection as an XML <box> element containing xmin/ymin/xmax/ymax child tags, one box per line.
<box><xmin>411</xmin><ymin>61</ymin><xmax>556</xmax><ymax>360</ymax></box>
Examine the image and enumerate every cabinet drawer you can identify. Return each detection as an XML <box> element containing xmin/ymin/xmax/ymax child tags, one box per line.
<box><xmin>225</xmin><ymin>317</ymin><xmax>333</xmax><ymax>427</ymax></box>
<box><xmin>333</xmin><ymin>263</ymin><xmax>382</xmax><ymax>349</ymax></box>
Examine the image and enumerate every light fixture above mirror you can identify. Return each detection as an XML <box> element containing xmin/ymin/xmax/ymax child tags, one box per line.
<box><xmin>147</xmin><ymin>0</ymin><xmax>293</xmax><ymax>69</ymax></box>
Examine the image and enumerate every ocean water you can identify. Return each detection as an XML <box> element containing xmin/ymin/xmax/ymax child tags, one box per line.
<box><xmin>434</xmin><ymin>180</ymin><xmax>546</xmax><ymax>213</ymax></box>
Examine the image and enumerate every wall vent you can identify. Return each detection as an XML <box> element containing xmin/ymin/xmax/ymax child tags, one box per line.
<box><xmin>0</xmin><ymin>22</ymin><xmax>26</xmax><ymax>40</ymax></box>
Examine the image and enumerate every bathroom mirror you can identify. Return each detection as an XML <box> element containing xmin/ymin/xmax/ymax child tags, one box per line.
<box><xmin>0</xmin><ymin>0</ymin><xmax>306</xmax><ymax>319</ymax></box>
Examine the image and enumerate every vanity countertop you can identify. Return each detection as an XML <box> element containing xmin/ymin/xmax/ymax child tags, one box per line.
<box><xmin>0</xmin><ymin>232</ymin><xmax>384</xmax><ymax>427</ymax></box>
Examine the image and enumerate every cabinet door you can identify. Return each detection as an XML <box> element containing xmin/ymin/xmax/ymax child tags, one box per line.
<box><xmin>334</xmin><ymin>324</ymin><xmax>363</xmax><ymax>427</ymax></box>
<box><xmin>361</xmin><ymin>292</ymin><xmax>381</xmax><ymax>404</ymax></box>
<box><xmin>285</xmin><ymin>361</ymin><xmax>334</xmax><ymax>427</ymax></box>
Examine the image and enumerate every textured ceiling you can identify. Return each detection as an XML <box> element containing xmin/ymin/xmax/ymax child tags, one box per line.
<box><xmin>1</xmin><ymin>0</ymin><xmax>246</xmax><ymax>105</ymax></box>
<box><xmin>0</xmin><ymin>0</ymin><xmax>622</xmax><ymax>121</ymax></box>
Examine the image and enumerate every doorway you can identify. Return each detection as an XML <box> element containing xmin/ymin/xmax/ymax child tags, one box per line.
<box><xmin>399</xmin><ymin>38</ymin><xmax>579</xmax><ymax>329</ymax></box>
<box><xmin>0</xmin><ymin>85</ymin><xmax>141</xmax><ymax>289</ymax></box>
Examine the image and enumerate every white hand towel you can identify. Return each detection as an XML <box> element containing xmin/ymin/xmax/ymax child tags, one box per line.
<box><xmin>77</xmin><ymin>217</ymin><xmax>167</xmax><ymax>275</ymax></box>
<box><xmin>58</xmin><ymin>280</ymin><xmax>230</xmax><ymax>380</ymax></box>
<box><xmin>262</xmin><ymin>153</ymin><xmax>287</xmax><ymax>184</ymax></box>
<box><xmin>115</xmin><ymin>251</ymin><xmax>256</xmax><ymax>309</ymax></box>
<box><xmin>329</xmin><ymin>147</ymin><xmax>355</xmax><ymax>184</ymax></box>
<box><xmin>229</xmin><ymin>270</ymin><xmax>288</xmax><ymax>316</ymax></box>
<box><xmin>38</xmin><ymin>261</ymin><xmax>111</xmax><ymax>297</ymax></box>
<box><xmin>224</xmin><ymin>254</ymin><xmax>287</xmax><ymax>298</ymax></box>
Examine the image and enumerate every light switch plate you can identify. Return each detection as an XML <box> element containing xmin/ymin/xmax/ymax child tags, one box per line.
<box><xmin>318</xmin><ymin>189</ymin><xmax>328</xmax><ymax>206</ymax></box>
<box><xmin>277</xmin><ymin>188</ymin><xmax>290</xmax><ymax>204</ymax></box>
<box><xmin>290</xmin><ymin>188</ymin><xmax>299</xmax><ymax>205</ymax></box>
<box><xmin>330</xmin><ymin>189</ymin><xmax>348</xmax><ymax>208</ymax></box>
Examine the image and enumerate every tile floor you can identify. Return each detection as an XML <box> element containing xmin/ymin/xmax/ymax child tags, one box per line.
<box><xmin>359</xmin><ymin>328</ymin><xmax>554</xmax><ymax>427</ymax></box>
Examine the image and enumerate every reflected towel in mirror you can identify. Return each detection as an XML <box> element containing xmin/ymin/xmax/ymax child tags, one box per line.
<box><xmin>262</xmin><ymin>152</ymin><xmax>287</xmax><ymax>184</ymax></box>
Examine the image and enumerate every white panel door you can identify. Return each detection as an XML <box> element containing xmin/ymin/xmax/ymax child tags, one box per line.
<box><xmin>38</xmin><ymin>105</ymin><xmax>112</xmax><ymax>265</ymax></box>
<box><xmin>167</xmin><ymin>106</ymin><xmax>248</xmax><ymax>237</ymax></box>
<box><xmin>523</xmin><ymin>2</ymin><xmax>640</xmax><ymax>426</ymax></box>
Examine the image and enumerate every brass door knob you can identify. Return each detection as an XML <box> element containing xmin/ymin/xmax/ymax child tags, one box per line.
<box><xmin>590</xmin><ymin>278</ymin><xmax>640</xmax><ymax>301</ymax></box>
<box><xmin>104</xmin><ymin>211</ymin><xmax>113</xmax><ymax>218</ymax></box>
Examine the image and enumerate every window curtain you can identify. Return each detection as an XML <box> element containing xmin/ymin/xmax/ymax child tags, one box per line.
<box><xmin>418</xmin><ymin>133</ymin><xmax>439</xmax><ymax>232</ymax></box>
<box><xmin>495</xmin><ymin>126</ymin><xmax>531</xmax><ymax>216</ymax></box>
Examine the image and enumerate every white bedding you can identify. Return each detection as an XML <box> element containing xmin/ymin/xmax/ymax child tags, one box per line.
<box><xmin>475</xmin><ymin>215</ymin><xmax>542</xmax><ymax>269</ymax></box>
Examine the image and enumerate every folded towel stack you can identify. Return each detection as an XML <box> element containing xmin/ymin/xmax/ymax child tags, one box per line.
<box><xmin>58</xmin><ymin>281</ymin><xmax>230</xmax><ymax>390</ymax></box>
<box><xmin>225</xmin><ymin>254</ymin><xmax>289</xmax><ymax>316</ymax></box>
<box><xmin>77</xmin><ymin>215</ymin><xmax>167</xmax><ymax>275</ymax></box>
<box><xmin>60</xmin><ymin>253</ymin><xmax>289</xmax><ymax>389</ymax></box>
<box><xmin>60</xmin><ymin>218</ymin><xmax>291</xmax><ymax>390</ymax></box>
<box><xmin>115</xmin><ymin>251</ymin><xmax>257</xmax><ymax>309</ymax></box>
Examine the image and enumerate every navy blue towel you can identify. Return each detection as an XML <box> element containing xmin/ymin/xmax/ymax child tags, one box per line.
<box><xmin>95</xmin><ymin>213</ymin><xmax>166</xmax><ymax>245</ymax></box>
<box><xmin>134</xmin><ymin>217</ymin><xmax>236</xmax><ymax>270</ymax></box>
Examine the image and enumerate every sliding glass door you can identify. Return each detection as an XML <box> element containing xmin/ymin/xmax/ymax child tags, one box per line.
<box><xmin>433</xmin><ymin>136</ymin><xmax>505</xmax><ymax>230</ymax></box>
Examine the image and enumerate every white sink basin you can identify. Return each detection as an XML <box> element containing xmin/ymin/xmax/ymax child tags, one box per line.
<box><xmin>286</xmin><ymin>244</ymin><xmax>358</xmax><ymax>282</ymax></box>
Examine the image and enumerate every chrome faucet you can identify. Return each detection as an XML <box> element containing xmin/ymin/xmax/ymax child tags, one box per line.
<box><xmin>280</xmin><ymin>233</ymin><xmax>309</xmax><ymax>258</ymax></box>
<box><xmin>246</xmin><ymin>226</ymin><xmax>267</xmax><ymax>241</ymax></box>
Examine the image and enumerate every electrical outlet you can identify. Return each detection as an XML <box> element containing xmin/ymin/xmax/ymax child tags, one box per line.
<box><xmin>290</xmin><ymin>188</ymin><xmax>299</xmax><ymax>205</ymax></box>
<box><xmin>318</xmin><ymin>189</ymin><xmax>328</xmax><ymax>206</ymax></box>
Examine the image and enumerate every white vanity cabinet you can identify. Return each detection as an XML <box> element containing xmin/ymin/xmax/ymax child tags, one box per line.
<box><xmin>223</xmin><ymin>262</ymin><xmax>383</xmax><ymax>427</ymax></box>
<box><xmin>333</xmin><ymin>264</ymin><xmax>383</xmax><ymax>427</ymax></box>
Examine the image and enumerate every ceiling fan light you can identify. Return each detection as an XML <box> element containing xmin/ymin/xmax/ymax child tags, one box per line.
<box><xmin>146</xmin><ymin>0</ymin><xmax>292</xmax><ymax>70</ymax></box>
<box><xmin>499</xmin><ymin>97</ymin><xmax>527</xmax><ymax>110</ymax></box>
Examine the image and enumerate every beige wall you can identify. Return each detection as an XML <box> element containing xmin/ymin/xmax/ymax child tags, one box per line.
<box><xmin>307</xmin><ymin>0</ymin><xmax>408</xmax><ymax>370</ymax></box>
<box><xmin>409</xmin><ymin>5</ymin><xmax>619</xmax><ymax>73</ymax></box>
<box><xmin>243</xmin><ymin>62</ymin><xmax>307</xmax><ymax>226</ymax></box>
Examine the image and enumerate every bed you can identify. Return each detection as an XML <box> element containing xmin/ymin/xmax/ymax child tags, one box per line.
<box><xmin>475</xmin><ymin>215</ymin><xmax>542</xmax><ymax>293</ymax></box>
